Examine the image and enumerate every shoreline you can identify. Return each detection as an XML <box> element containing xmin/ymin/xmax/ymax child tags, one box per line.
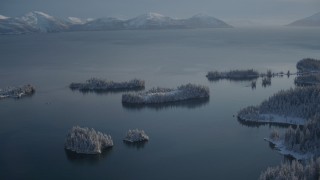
<box><xmin>264</xmin><ymin>138</ymin><xmax>313</xmax><ymax>160</ymax></box>
<box><xmin>237</xmin><ymin>113</ymin><xmax>306</xmax><ymax>126</ymax></box>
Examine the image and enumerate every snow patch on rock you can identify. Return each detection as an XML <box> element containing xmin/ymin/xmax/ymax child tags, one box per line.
<box><xmin>123</xmin><ymin>129</ymin><xmax>149</xmax><ymax>143</ymax></box>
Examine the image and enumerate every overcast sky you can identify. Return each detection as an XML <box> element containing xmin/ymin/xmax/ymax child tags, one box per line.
<box><xmin>1</xmin><ymin>0</ymin><xmax>320</xmax><ymax>25</ymax></box>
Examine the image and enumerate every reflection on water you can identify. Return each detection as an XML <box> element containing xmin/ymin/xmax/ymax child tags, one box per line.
<box><xmin>237</xmin><ymin>117</ymin><xmax>298</xmax><ymax>128</ymax></box>
<box><xmin>294</xmin><ymin>81</ymin><xmax>317</xmax><ymax>87</ymax></box>
<box><xmin>1</xmin><ymin>28</ymin><xmax>319</xmax><ymax>179</ymax></box>
<box><xmin>123</xmin><ymin>141</ymin><xmax>148</xmax><ymax>150</ymax></box>
<box><xmin>208</xmin><ymin>76</ymin><xmax>293</xmax><ymax>90</ymax></box>
<box><xmin>262</xmin><ymin>77</ymin><xmax>272</xmax><ymax>88</ymax></box>
<box><xmin>251</xmin><ymin>81</ymin><xmax>257</xmax><ymax>90</ymax></box>
<box><xmin>65</xmin><ymin>148</ymin><xmax>113</xmax><ymax>164</ymax></box>
<box><xmin>69</xmin><ymin>87</ymin><xmax>145</xmax><ymax>95</ymax></box>
<box><xmin>207</xmin><ymin>77</ymin><xmax>258</xmax><ymax>83</ymax></box>
<box><xmin>122</xmin><ymin>98</ymin><xmax>209</xmax><ymax>111</ymax></box>
<box><xmin>0</xmin><ymin>93</ymin><xmax>35</xmax><ymax>102</ymax></box>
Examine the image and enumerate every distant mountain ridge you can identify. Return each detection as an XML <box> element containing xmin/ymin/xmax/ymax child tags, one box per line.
<box><xmin>288</xmin><ymin>12</ymin><xmax>320</xmax><ymax>27</ymax></box>
<box><xmin>0</xmin><ymin>11</ymin><xmax>232</xmax><ymax>34</ymax></box>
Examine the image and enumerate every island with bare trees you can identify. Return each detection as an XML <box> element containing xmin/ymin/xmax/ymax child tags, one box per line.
<box><xmin>0</xmin><ymin>84</ymin><xmax>35</xmax><ymax>99</ymax></box>
<box><xmin>122</xmin><ymin>83</ymin><xmax>209</xmax><ymax>104</ymax></box>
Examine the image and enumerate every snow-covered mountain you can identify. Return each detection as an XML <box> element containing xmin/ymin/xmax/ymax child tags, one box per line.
<box><xmin>0</xmin><ymin>11</ymin><xmax>232</xmax><ymax>34</ymax></box>
<box><xmin>288</xmin><ymin>12</ymin><xmax>320</xmax><ymax>27</ymax></box>
<box><xmin>20</xmin><ymin>11</ymin><xmax>69</xmax><ymax>32</ymax></box>
<box><xmin>182</xmin><ymin>13</ymin><xmax>232</xmax><ymax>28</ymax></box>
<box><xmin>66</xmin><ymin>17</ymin><xmax>93</xmax><ymax>25</ymax></box>
<box><xmin>124</xmin><ymin>12</ymin><xmax>183</xmax><ymax>29</ymax></box>
<box><xmin>124</xmin><ymin>13</ymin><xmax>232</xmax><ymax>29</ymax></box>
<box><xmin>0</xmin><ymin>11</ymin><xmax>69</xmax><ymax>34</ymax></box>
<box><xmin>0</xmin><ymin>17</ymin><xmax>38</xmax><ymax>34</ymax></box>
<box><xmin>70</xmin><ymin>17</ymin><xmax>124</xmax><ymax>31</ymax></box>
<box><xmin>69</xmin><ymin>13</ymin><xmax>181</xmax><ymax>31</ymax></box>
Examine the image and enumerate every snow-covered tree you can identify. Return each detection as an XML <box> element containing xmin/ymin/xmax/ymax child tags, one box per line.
<box><xmin>238</xmin><ymin>86</ymin><xmax>320</xmax><ymax>124</ymax></box>
<box><xmin>297</xmin><ymin>58</ymin><xmax>320</xmax><ymax>72</ymax></box>
<box><xmin>282</xmin><ymin>115</ymin><xmax>320</xmax><ymax>156</ymax></box>
<box><xmin>0</xmin><ymin>84</ymin><xmax>35</xmax><ymax>99</ymax></box>
<box><xmin>259</xmin><ymin>158</ymin><xmax>320</xmax><ymax>180</ymax></box>
<box><xmin>123</xmin><ymin>129</ymin><xmax>149</xmax><ymax>142</ymax></box>
<box><xmin>206</xmin><ymin>69</ymin><xmax>259</xmax><ymax>81</ymax></box>
<box><xmin>266</xmin><ymin>70</ymin><xmax>273</xmax><ymax>78</ymax></box>
<box><xmin>270</xmin><ymin>129</ymin><xmax>280</xmax><ymax>141</ymax></box>
<box><xmin>122</xmin><ymin>83</ymin><xmax>209</xmax><ymax>104</ymax></box>
<box><xmin>65</xmin><ymin>126</ymin><xmax>113</xmax><ymax>154</ymax></box>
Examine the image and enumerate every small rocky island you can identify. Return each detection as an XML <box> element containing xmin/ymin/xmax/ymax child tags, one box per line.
<box><xmin>70</xmin><ymin>78</ymin><xmax>145</xmax><ymax>92</ymax></box>
<box><xmin>122</xmin><ymin>83</ymin><xmax>209</xmax><ymax>104</ymax></box>
<box><xmin>123</xmin><ymin>129</ymin><xmax>149</xmax><ymax>143</ymax></box>
<box><xmin>237</xmin><ymin>86</ymin><xmax>320</xmax><ymax>125</ymax></box>
<box><xmin>296</xmin><ymin>58</ymin><xmax>320</xmax><ymax>72</ymax></box>
<box><xmin>206</xmin><ymin>69</ymin><xmax>259</xmax><ymax>81</ymax></box>
<box><xmin>65</xmin><ymin>126</ymin><xmax>113</xmax><ymax>154</ymax></box>
<box><xmin>0</xmin><ymin>84</ymin><xmax>35</xmax><ymax>99</ymax></box>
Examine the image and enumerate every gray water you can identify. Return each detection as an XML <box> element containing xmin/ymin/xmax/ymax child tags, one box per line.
<box><xmin>0</xmin><ymin>27</ymin><xmax>319</xmax><ymax>180</ymax></box>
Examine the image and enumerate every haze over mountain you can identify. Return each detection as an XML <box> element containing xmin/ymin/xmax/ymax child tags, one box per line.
<box><xmin>2</xmin><ymin>0</ymin><xmax>320</xmax><ymax>26</ymax></box>
<box><xmin>0</xmin><ymin>11</ymin><xmax>68</xmax><ymax>34</ymax></box>
<box><xmin>288</xmin><ymin>12</ymin><xmax>320</xmax><ymax>27</ymax></box>
<box><xmin>0</xmin><ymin>11</ymin><xmax>232</xmax><ymax>34</ymax></box>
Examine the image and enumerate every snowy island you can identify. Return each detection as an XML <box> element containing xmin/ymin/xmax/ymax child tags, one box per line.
<box><xmin>0</xmin><ymin>84</ymin><xmax>35</xmax><ymax>99</ymax></box>
<box><xmin>70</xmin><ymin>78</ymin><xmax>145</xmax><ymax>92</ymax></box>
<box><xmin>123</xmin><ymin>129</ymin><xmax>149</xmax><ymax>143</ymax></box>
<box><xmin>296</xmin><ymin>58</ymin><xmax>320</xmax><ymax>72</ymax></box>
<box><xmin>206</xmin><ymin>69</ymin><xmax>259</xmax><ymax>81</ymax></box>
<box><xmin>122</xmin><ymin>83</ymin><xmax>209</xmax><ymax>104</ymax></box>
<box><xmin>65</xmin><ymin>126</ymin><xmax>113</xmax><ymax>154</ymax></box>
<box><xmin>206</xmin><ymin>69</ymin><xmax>290</xmax><ymax>83</ymax></box>
<box><xmin>237</xmin><ymin>86</ymin><xmax>320</xmax><ymax>126</ymax></box>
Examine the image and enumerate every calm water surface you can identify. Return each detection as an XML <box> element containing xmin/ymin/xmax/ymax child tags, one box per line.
<box><xmin>0</xmin><ymin>27</ymin><xmax>320</xmax><ymax>179</ymax></box>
